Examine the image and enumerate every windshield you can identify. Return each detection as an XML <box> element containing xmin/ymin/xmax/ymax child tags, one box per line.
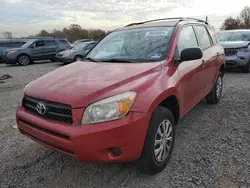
<box><xmin>86</xmin><ymin>27</ymin><xmax>174</xmax><ymax>62</ymax></box>
<box><xmin>218</xmin><ymin>31</ymin><xmax>250</xmax><ymax>42</ymax></box>
<box><xmin>21</xmin><ymin>40</ymin><xmax>35</xmax><ymax>48</ymax></box>
<box><xmin>73</xmin><ymin>42</ymin><xmax>89</xmax><ymax>50</ymax></box>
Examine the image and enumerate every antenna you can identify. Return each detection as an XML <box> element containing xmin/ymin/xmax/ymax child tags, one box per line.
<box><xmin>206</xmin><ymin>16</ymin><xmax>208</xmax><ymax>22</ymax></box>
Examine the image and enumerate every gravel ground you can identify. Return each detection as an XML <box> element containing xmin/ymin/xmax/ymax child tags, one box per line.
<box><xmin>0</xmin><ymin>62</ymin><xmax>250</xmax><ymax>188</ymax></box>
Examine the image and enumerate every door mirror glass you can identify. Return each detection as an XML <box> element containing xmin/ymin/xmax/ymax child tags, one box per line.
<box><xmin>180</xmin><ymin>47</ymin><xmax>203</xmax><ymax>62</ymax></box>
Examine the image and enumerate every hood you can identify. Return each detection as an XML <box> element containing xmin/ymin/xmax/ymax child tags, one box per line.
<box><xmin>5</xmin><ymin>47</ymin><xmax>23</xmax><ymax>52</ymax></box>
<box><xmin>25</xmin><ymin>61</ymin><xmax>162</xmax><ymax>108</ymax></box>
<box><xmin>220</xmin><ymin>41</ymin><xmax>250</xmax><ymax>48</ymax></box>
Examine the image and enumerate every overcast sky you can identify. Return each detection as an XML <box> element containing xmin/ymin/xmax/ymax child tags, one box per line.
<box><xmin>0</xmin><ymin>0</ymin><xmax>249</xmax><ymax>37</ymax></box>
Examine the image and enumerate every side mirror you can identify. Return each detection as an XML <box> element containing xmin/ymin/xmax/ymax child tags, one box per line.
<box><xmin>180</xmin><ymin>47</ymin><xmax>203</xmax><ymax>62</ymax></box>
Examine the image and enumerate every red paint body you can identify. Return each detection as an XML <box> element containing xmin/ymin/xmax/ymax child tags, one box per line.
<box><xmin>16</xmin><ymin>21</ymin><xmax>225</xmax><ymax>163</ymax></box>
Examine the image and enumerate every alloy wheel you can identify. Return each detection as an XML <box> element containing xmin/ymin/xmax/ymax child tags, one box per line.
<box><xmin>216</xmin><ymin>76</ymin><xmax>222</xmax><ymax>99</ymax></box>
<box><xmin>18</xmin><ymin>56</ymin><xmax>30</xmax><ymax>65</ymax></box>
<box><xmin>154</xmin><ymin>119</ymin><xmax>173</xmax><ymax>163</ymax></box>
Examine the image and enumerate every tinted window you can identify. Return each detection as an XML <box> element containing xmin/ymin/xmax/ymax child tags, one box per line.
<box><xmin>218</xmin><ymin>31</ymin><xmax>250</xmax><ymax>41</ymax></box>
<box><xmin>87</xmin><ymin>27</ymin><xmax>175</xmax><ymax>62</ymax></box>
<box><xmin>45</xmin><ymin>40</ymin><xmax>58</xmax><ymax>46</ymax></box>
<box><xmin>35</xmin><ymin>41</ymin><xmax>45</xmax><ymax>47</ymax></box>
<box><xmin>0</xmin><ymin>42</ymin><xmax>9</xmax><ymax>47</ymax></box>
<box><xmin>10</xmin><ymin>42</ymin><xmax>24</xmax><ymax>48</ymax></box>
<box><xmin>59</xmin><ymin>39</ymin><xmax>70</xmax><ymax>45</ymax></box>
<box><xmin>194</xmin><ymin>26</ymin><xmax>212</xmax><ymax>50</ymax></box>
<box><xmin>207</xmin><ymin>27</ymin><xmax>217</xmax><ymax>44</ymax></box>
<box><xmin>176</xmin><ymin>25</ymin><xmax>198</xmax><ymax>58</ymax></box>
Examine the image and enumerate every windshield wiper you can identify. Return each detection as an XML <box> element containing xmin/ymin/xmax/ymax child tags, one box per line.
<box><xmin>100</xmin><ymin>59</ymin><xmax>134</xmax><ymax>63</ymax></box>
<box><xmin>84</xmin><ymin>57</ymin><xmax>97</xmax><ymax>62</ymax></box>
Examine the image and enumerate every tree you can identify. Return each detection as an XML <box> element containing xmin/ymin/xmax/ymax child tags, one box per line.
<box><xmin>240</xmin><ymin>6</ymin><xmax>250</xmax><ymax>28</ymax></box>
<box><xmin>221</xmin><ymin>17</ymin><xmax>242</xmax><ymax>30</ymax></box>
<box><xmin>221</xmin><ymin>6</ymin><xmax>250</xmax><ymax>30</ymax></box>
<box><xmin>2</xmin><ymin>32</ymin><xmax>13</xmax><ymax>39</ymax></box>
<box><xmin>36</xmin><ymin>30</ymin><xmax>51</xmax><ymax>37</ymax></box>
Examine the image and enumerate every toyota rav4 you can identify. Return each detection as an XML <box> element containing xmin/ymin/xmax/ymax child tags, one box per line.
<box><xmin>16</xmin><ymin>18</ymin><xmax>225</xmax><ymax>174</ymax></box>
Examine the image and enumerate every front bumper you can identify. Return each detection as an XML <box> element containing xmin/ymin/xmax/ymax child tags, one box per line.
<box><xmin>56</xmin><ymin>56</ymin><xmax>74</xmax><ymax>64</ymax></box>
<box><xmin>16</xmin><ymin>106</ymin><xmax>150</xmax><ymax>163</ymax></box>
<box><xmin>225</xmin><ymin>52</ymin><xmax>250</xmax><ymax>68</ymax></box>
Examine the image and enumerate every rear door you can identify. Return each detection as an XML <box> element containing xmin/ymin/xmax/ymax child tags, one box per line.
<box><xmin>175</xmin><ymin>25</ymin><xmax>204</xmax><ymax>114</ymax></box>
<box><xmin>193</xmin><ymin>25</ymin><xmax>216</xmax><ymax>93</ymax></box>
<box><xmin>31</xmin><ymin>40</ymin><xmax>45</xmax><ymax>60</ymax></box>
<box><xmin>44</xmin><ymin>40</ymin><xmax>58</xmax><ymax>58</ymax></box>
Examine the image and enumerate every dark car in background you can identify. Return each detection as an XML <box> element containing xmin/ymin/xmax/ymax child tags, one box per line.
<box><xmin>72</xmin><ymin>39</ymin><xmax>93</xmax><ymax>47</ymax></box>
<box><xmin>2</xmin><ymin>38</ymin><xmax>71</xmax><ymax>66</ymax></box>
<box><xmin>56</xmin><ymin>41</ymin><xmax>98</xmax><ymax>64</ymax></box>
<box><xmin>0</xmin><ymin>40</ymin><xmax>26</xmax><ymax>63</ymax></box>
<box><xmin>218</xmin><ymin>29</ymin><xmax>250</xmax><ymax>73</ymax></box>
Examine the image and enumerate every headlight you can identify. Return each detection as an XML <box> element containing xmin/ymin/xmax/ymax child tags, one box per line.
<box><xmin>63</xmin><ymin>53</ymin><xmax>71</xmax><ymax>57</ymax></box>
<box><xmin>20</xmin><ymin>82</ymin><xmax>33</xmax><ymax>106</ymax></box>
<box><xmin>82</xmin><ymin>91</ymin><xmax>137</xmax><ymax>124</ymax></box>
<box><xmin>238</xmin><ymin>46</ymin><xmax>250</xmax><ymax>52</ymax></box>
<box><xmin>7</xmin><ymin>50</ymin><xmax>17</xmax><ymax>55</ymax></box>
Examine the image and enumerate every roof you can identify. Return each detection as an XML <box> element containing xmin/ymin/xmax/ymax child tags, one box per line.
<box><xmin>117</xmin><ymin>17</ymin><xmax>209</xmax><ymax>31</ymax></box>
<box><xmin>219</xmin><ymin>29</ymin><xmax>250</xmax><ymax>33</ymax></box>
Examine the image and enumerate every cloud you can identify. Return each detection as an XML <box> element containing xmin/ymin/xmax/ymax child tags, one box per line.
<box><xmin>0</xmin><ymin>0</ymin><xmax>249</xmax><ymax>36</ymax></box>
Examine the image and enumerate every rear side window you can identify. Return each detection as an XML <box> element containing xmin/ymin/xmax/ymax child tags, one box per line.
<box><xmin>35</xmin><ymin>41</ymin><xmax>45</xmax><ymax>47</ymax></box>
<box><xmin>194</xmin><ymin>25</ymin><xmax>212</xmax><ymax>50</ymax></box>
<box><xmin>59</xmin><ymin>39</ymin><xmax>70</xmax><ymax>45</ymax></box>
<box><xmin>176</xmin><ymin>25</ymin><xmax>198</xmax><ymax>58</ymax></box>
<box><xmin>45</xmin><ymin>40</ymin><xmax>58</xmax><ymax>46</ymax></box>
<box><xmin>207</xmin><ymin>27</ymin><xmax>218</xmax><ymax>44</ymax></box>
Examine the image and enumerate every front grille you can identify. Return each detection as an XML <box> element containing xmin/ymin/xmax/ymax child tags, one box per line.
<box><xmin>23</xmin><ymin>96</ymin><xmax>73</xmax><ymax>124</ymax></box>
<box><xmin>224</xmin><ymin>48</ymin><xmax>238</xmax><ymax>56</ymax></box>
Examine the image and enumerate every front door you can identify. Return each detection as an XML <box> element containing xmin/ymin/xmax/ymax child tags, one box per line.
<box><xmin>175</xmin><ymin>25</ymin><xmax>204</xmax><ymax>115</ymax></box>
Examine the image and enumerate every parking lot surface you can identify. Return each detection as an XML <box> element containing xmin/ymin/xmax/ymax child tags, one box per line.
<box><xmin>0</xmin><ymin>62</ymin><xmax>250</xmax><ymax>188</ymax></box>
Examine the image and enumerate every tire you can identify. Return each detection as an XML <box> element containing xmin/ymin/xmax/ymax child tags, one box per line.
<box><xmin>17</xmin><ymin>54</ymin><xmax>30</xmax><ymax>66</ymax></box>
<box><xmin>242</xmin><ymin>61</ymin><xmax>250</xmax><ymax>73</ymax></box>
<box><xmin>137</xmin><ymin>106</ymin><xmax>175</xmax><ymax>174</ymax></box>
<box><xmin>74</xmin><ymin>55</ymin><xmax>83</xmax><ymax>61</ymax></box>
<box><xmin>205</xmin><ymin>72</ymin><xmax>223</xmax><ymax>104</ymax></box>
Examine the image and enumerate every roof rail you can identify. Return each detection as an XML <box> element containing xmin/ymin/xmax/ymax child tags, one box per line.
<box><xmin>125</xmin><ymin>17</ymin><xmax>208</xmax><ymax>27</ymax></box>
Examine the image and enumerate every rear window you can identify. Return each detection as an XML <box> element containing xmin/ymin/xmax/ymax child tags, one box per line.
<box><xmin>59</xmin><ymin>39</ymin><xmax>70</xmax><ymax>45</ymax></box>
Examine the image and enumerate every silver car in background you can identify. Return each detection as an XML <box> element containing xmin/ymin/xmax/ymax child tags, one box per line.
<box><xmin>56</xmin><ymin>41</ymin><xmax>98</xmax><ymax>64</ymax></box>
<box><xmin>218</xmin><ymin>30</ymin><xmax>250</xmax><ymax>73</ymax></box>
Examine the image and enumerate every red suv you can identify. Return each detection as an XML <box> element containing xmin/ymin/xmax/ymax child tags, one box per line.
<box><xmin>16</xmin><ymin>18</ymin><xmax>225</xmax><ymax>174</ymax></box>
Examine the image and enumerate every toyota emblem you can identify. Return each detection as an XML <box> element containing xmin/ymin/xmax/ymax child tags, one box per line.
<box><xmin>36</xmin><ymin>102</ymin><xmax>47</xmax><ymax>115</ymax></box>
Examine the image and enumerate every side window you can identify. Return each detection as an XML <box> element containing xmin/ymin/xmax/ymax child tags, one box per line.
<box><xmin>35</xmin><ymin>41</ymin><xmax>45</xmax><ymax>47</ymax></box>
<box><xmin>0</xmin><ymin>42</ymin><xmax>8</xmax><ymax>47</ymax></box>
<box><xmin>207</xmin><ymin>26</ymin><xmax>218</xmax><ymax>44</ymax></box>
<box><xmin>59</xmin><ymin>39</ymin><xmax>69</xmax><ymax>45</ymax></box>
<box><xmin>45</xmin><ymin>40</ymin><xmax>58</xmax><ymax>46</ymax></box>
<box><xmin>176</xmin><ymin>25</ymin><xmax>198</xmax><ymax>59</ymax></box>
<box><xmin>194</xmin><ymin>26</ymin><xmax>212</xmax><ymax>50</ymax></box>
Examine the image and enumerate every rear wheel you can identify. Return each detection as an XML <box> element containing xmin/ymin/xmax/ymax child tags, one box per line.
<box><xmin>242</xmin><ymin>61</ymin><xmax>250</xmax><ymax>73</ymax></box>
<box><xmin>17</xmin><ymin>55</ymin><xmax>30</xmax><ymax>66</ymax></box>
<box><xmin>137</xmin><ymin>106</ymin><xmax>175</xmax><ymax>174</ymax></box>
<box><xmin>205</xmin><ymin>72</ymin><xmax>223</xmax><ymax>104</ymax></box>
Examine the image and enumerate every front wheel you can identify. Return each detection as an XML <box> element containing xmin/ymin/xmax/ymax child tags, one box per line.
<box><xmin>17</xmin><ymin>55</ymin><xmax>30</xmax><ymax>66</ymax></box>
<box><xmin>74</xmin><ymin>55</ymin><xmax>83</xmax><ymax>61</ymax></box>
<box><xmin>137</xmin><ymin>106</ymin><xmax>175</xmax><ymax>174</ymax></box>
<box><xmin>205</xmin><ymin>72</ymin><xmax>223</xmax><ymax>104</ymax></box>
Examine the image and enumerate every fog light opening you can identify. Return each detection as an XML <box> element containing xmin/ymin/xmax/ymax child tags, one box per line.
<box><xmin>109</xmin><ymin>147</ymin><xmax>122</xmax><ymax>157</ymax></box>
